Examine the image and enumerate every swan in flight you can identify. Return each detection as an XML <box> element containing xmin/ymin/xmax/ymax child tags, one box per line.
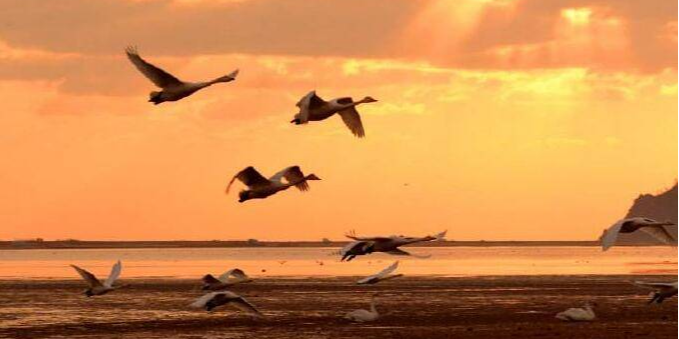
<box><xmin>599</xmin><ymin>217</ymin><xmax>676</xmax><ymax>251</ymax></box>
<box><xmin>125</xmin><ymin>46</ymin><xmax>238</xmax><ymax>104</ymax></box>
<box><xmin>344</xmin><ymin>294</ymin><xmax>380</xmax><ymax>322</ymax></box>
<box><xmin>226</xmin><ymin>166</ymin><xmax>320</xmax><ymax>203</ymax></box>
<box><xmin>633</xmin><ymin>281</ymin><xmax>678</xmax><ymax>304</ymax></box>
<box><xmin>555</xmin><ymin>302</ymin><xmax>596</xmax><ymax>322</ymax></box>
<box><xmin>357</xmin><ymin>261</ymin><xmax>402</xmax><ymax>285</ymax></box>
<box><xmin>340</xmin><ymin>230</ymin><xmax>446</xmax><ymax>261</ymax></box>
<box><xmin>191</xmin><ymin>291</ymin><xmax>263</xmax><ymax>317</ymax></box>
<box><xmin>290</xmin><ymin>91</ymin><xmax>377</xmax><ymax>138</ymax></box>
<box><xmin>201</xmin><ymin>269</ymin><xmax>252</xmax><ymax>291</ymax></box>
<box><xmin>70</xmin><ymin>260</ymin><xmax>125</xmax><ymax>297</ymax></box>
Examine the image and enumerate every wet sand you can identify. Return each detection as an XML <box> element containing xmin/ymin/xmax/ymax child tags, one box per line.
<box><xmin>0</xmin><ymin>275</ymin><xmax>676</xmax><ymax>339</ymax></box>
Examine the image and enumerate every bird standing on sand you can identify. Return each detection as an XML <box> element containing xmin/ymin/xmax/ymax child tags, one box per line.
<box><xmin>340</xmin><ymin>230</ymin><xmax>447</xmax><ymax>261</ymax></box>
<box><xmin>191</xmin><ymin>291</ymin><xmax>263</xmax><ymax>317</ymax></box>
<box><xmin>291</xmin><ymin>91</ymin><xmax>377</xmax><ymax>138</ymax></box>
<box><xmin>226</xmin><ymin>166</ymin><xmax>320</xmax><ymax>203</ymax></box>
<box><xmin>125</xmin><ymin>46</ymin><xmax>238</xmax><ymax>104</ymax></box>
<box><xmin>599</xmin><ymin>217</ymin><xmax>676</xmax><ymax>251</ymax></box>
<box><xmin>633</xmin><ymin>281</ymin><xmax>678</xmax><ymax>304</ymax></box>
<box><xmin>70</xmin><ymin>260</ymin><xmax>125</xmax><ymax>297</ymax></box>
<box><xmin>345</xmin><ymin>294</ymin><xmax>380</xmax><ymax>322</ymax></box>
<box><xmin>201</xmin><ymin>269</ymin><xmax>252</xmax><ymax>291</ymax></box>
<box><xmin>555</xmin><ymin>302</ymin><xmax>596</xmax><ymax>321</ymax></box>
<box><xmin>357</xmin><ymin>261</ymin><xmax>402</xmax><ymax>285</ymax></box>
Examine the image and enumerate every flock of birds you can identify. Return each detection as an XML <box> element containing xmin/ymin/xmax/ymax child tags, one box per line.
<box><xmin>66</xmin><ymin>47</ymin><xmax>677</xmax><ymax>324</ymax></box>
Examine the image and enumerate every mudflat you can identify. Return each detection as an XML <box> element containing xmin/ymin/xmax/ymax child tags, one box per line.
<box><xmin>0</xmin><ymin>275</ymin><xmax>676</xmax><ymax>339</ymax></box>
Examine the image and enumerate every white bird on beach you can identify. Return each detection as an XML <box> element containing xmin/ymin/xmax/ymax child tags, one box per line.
<box><xmin>70</xmin><ymin>260</ymin><xmax>125</xmax><ymax>297</ymax></box>
<box><xmin>226</xmin><ymin>166</ymin><xmax>320</xmax><ymax>203</ymax></box>
<box><xmin>125</xmin><ymin>46</ymin><xmax>238</xmax><ymax>104</ymax></box>
<box><xmin>340</xmin><ymin>230</ymin><xmax>447</xmax><ymax>261</ymax></box>
<box><xmin>599</xmin><ymin>217</ymin><xmax>676</xmax><ymax>251</ymax></box>
<box><xmin>633</xmin><ymin>281</ymin><xmax>678</xmax><ymax>304</ymax></box>
<box><xmin>201</xmin><ymin>268</ymin><xmax>252</xmax><ymax>291</ymax></box>
<box><xmin>190</xmin><ymin>291</ymin><xmax>263</xmax><ymax>317</ymax></box>
<box><xmin>357</xmin><ymin>261</ymin><xmax>403</xmax><ymax>285</ymax></box>
<box><xmin>345</xmin><ymin>294</ymin><xmax>380</xmax><ymax>322</ymax></box>
<box><xmin>290</xmin><ymin>91</ymin><xmax>377</xmax><ymax>138</ymax></box>
<box><xmin>555</xmin><ymin>302</ymin><xmax>596</xmax><ymax>322</ymax></box>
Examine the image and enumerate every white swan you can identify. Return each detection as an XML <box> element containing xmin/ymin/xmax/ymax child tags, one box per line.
<box><xmin>291</xmin><ymin>91</ymin><xmax>377</xmax><ymax>138</ymax></box>
<box><xmin>340</xmin><ymin>230</ymin><xmax>447</xmax><ymax>261</ymax></box>
<box><xmin>70</xmin><ymin>260</ymin><xmax>125</xmax><ymax>297</ymax></box>
<box><xmin>344</xmin><ymin>295</ymin><xmax>379</xmax><ymax>322</ymax></box>
<box><xmin>125</xmin><ymin>46</ymin><xmax>238</xmax><ymax>104</ymax></box>
<box><xmin>190</xmin><ymin>291</ymin><xmax>262</xmax><ymax>317</ymax></box>
<box><xmin>226</xmin><ymin>166</ymin><xmax>320</xmax><ymax>203</ymax></box>
<box><xmin>555</xmin><ymin>302</ymin><xmax>596</xmax><ymax>321</ymax></box>
<box><xmin>634</xmin><ymin>281</ymin><xmax>678</xmax><ymax>304</ymax></box>
<box><xmin>357</xmin><ymin>261</ymin><xmax>403</xmax><ymax>285</ymax></box>
<box><xmin>202</xmin><ymin>268</ymin><xmax>252</xmax><ymax>291</ymax></box>
<box><xmin>599</xmin><ymin>217</ymin><xmax>676</xmax><ymax>251</ymax></box>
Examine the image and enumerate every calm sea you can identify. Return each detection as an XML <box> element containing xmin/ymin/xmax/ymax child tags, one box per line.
<box><xmin>0</xmin><ymin>246</ymin><xmax>675</xmax><ymax>279</ymax></box>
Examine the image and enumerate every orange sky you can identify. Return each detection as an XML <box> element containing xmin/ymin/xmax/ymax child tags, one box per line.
<box><xmin>0</xmin><ymin>0</ymin><xmax>676</xmax><ymax>241</ymax></box>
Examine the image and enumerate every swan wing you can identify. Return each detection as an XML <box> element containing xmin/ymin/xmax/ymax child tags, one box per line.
<box><xmin>226</xmin><ymin>166</ymin><xmax>271</xmax><ymax>193</ymax></box>
<box><xmin>218</xmin><ymin>268</ymin><xmax>249</xmax><ymax>283</ymax></box>
<box><xmin>639</xmin><ymin>226</ymin><xmax>676</xmax><ymax>245</ymax></box>
<box><xmin>358</xmin><ymin>261</ymin><xmax>399</xmax><ymax>284</ymax></box>
<box><xmin>190</xmin><ymin>292</ymin><xmax>221</xmax><ymax>308</ymax></box>
<box><xmin>599</xmin><ymin>219</ymin><xmax>624</xmax><ymax>251</ymax></box>
<box><xmin>202</xmin><ymin>274</ymin><xmax>221</xmax><ymax>284</ymax></box>
<box><xmin>70</xmin><ymin>265</ymin><xmax>102</xmax><ymax>288</ymax></box>
<box><xmin>344</xmin><ymin>230</ymin><xmax>390</xmax><ymax>242</ymax></box>
<box><xmin>103</xmin><ymin>260</ymin><xmax>122</xmax><ymax>287</ymax></box>
<box><xmin>269</xmin><ymin>166</ymin><xmax>309</xmax><ymax>191</ymax></box>
<box><xmin>229</xmin><ymin>296</ymin><xmax>263</xmax><ymax>316</ymax></box>
<box><xmin>296</xmin><ymin>91</ymin><xmax>326</xmax><ymax>122</ymax></box>
<box><xmin>634</xmin><ymin>281</ymin><xmax>678</xmax><ymax>290</ymax></box>
<box><xmin>125</xmin><ymin>46</ymin><xmax>182</xmax><ymax>88</ymax></box>
<box><xmin>337</xmin><ymin>107</ymin><xmax>365</xmax><ymax>138</ymax></box>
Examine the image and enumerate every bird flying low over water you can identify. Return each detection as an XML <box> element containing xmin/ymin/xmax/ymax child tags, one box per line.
<box><xmin>555</xmin><ymin>302</ymin><xmax>596</xmax><ymax>322</ymax></box>
<box><xmin>190</xmin><ymin>291</ymin><xmax>263</xmax><ymax>317</ymax></box>
<box><xmin>201</xmin><ymin>268</ymin><xmax>252</xmax><ymax>291</ymax></box>
<box><xmin>345</xmin><ymin>294</ymin><xmax>380</xmax><ymax>322</ymax></box>
<box><xmin>125</xmin><ymin>46</ymin><xmax>238</xmax><ymax>104</ymax></box>
<box><xmin>599</xmin><ymin>217</ymin><xmax>676</xmax><ymax>251</ymax></box>
<box><xmin>633</xmin><ymin>281</ymin><xmax>678</xmax><ymax>304</ymax></box>
<box><xmin>340</xmin><ymin>230</ymin><xmax>447</xmax><ymax>261</ymax></box>
<box><xmin>226</xmin><ymin>166</ymin><xmax>320</xmax><ymax>203</ymax></box>
<box><xmin>357</xmin><ymin>261</ymin><xmax>403</xmax><ymax>285</ymax></box>
<box><xmin>70</xmin><ymin>260</ymin><xmax>126</xmax><ymax>297</ymax></box>
<box><xmin>291</xmin><ymin>91</ymin><xmax>377</xmax><ymax>138</ymax></box>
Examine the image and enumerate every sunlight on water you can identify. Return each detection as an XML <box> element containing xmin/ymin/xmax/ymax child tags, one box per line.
<box><xmin>0</xmin><ymin>246</ymin><xmax>675</xmax><ymax>279</ymax></box>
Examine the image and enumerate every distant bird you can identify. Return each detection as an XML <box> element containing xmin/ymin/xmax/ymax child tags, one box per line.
<box><xmin>190</xmin><ymin>291</ymin><xmax>262</xmax><ymax>317</ymax></box>
<box><xmin>316</xmin><ymin>260</ymin><xmax>324</xmax><ymax>266</ymax></box>
<box><xmin>634</xmin><ymin>281</ymin><xmax>678</xmax><ymax>304</ymax></box>
<box><xmin>278</xmin><ymin>261</ymin><xmax>287</xmax><ymax>265</ymax></box>
<box><xmin>599</xmin><ymin>217</ymin><xmax>676</xmax><ymax>251</ymax></box>
<box><xmin>226</xmin><ymin>166</ymin><xmax>320</xmax><ymax>203</ymax></box>
<box><xmin>357</xmin><ymin>261</ymin><xmax>402</xmax><ymax>285</ymax></box>
<box><xmin>70</xmin><ymin>260</ymin><xmax>125</xmax><ymax>297</ymax></box>
<box><xmin>555</xmin><ymin>302</ymin><xmax>596</xmax><ymax>322</ymax></box>
<box><xmin>291</xmin><ymin>91</ymin><xmax>377</xmax><ymax>138</ymax></box>
<box><xmin>125</xmin><ymin>46</ymin><xmax>238</xmax><ymax>104</ymax></box>
<box><xmin>340</xmin><ymin>230</ymin><xmax>447</xmax><ymax>261</ymax></box>
<box><xmin>345</xmin><ymin>294</ymin><xmax>380</xmax><ymax>322</ymax></box>
<box><xmin>202</xmin><ymin>268</ymin><xmax>252</xmax><ymax>291</ymax></box>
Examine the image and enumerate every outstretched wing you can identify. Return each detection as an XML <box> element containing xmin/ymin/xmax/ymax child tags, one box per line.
<box><xmin>202</xmin><ymin>274</ymin><xmax>221</xmax><ymax>284</ymax></box>
<box><xmin>634</xmin><ymin>281</ymin><xmax>677</xmax><ymax>290</ymax></box>
<box><xmin>599</xmin><ymin>219</ymin><xmax>624</xmax><ymax>251</ymax></box>
<box><xmin>639</xmin><ymin>226</ymin><xmax>676</xmax><ymax>245</ymax></box>
<box><xmin>125</xmin><ymin>46</ymin><xmax>182</xmax><ymax>88</ymax></box>
<box><xmin>218</xmin><ymin>268</ymin><xmax>249</xmax><ymax>283</ymax></box>
<box><xmin>386</xmin><ymin>248</ymin><xmax>412</xmax><ymax>256</ymax></box>
<box><xmin>344</xmin><ymin>230</ymin><xmax>391</xmax><ymax>242</ymax></box>
<box><xmin>190</xmin><ymin>292</ymin><xmax>220</xmax><ymax>308</ymax></box>
<box><xmin>296</xmin><ymin>91</ymin><xmax>326</xmax><ymax>123</ymax></box>
<box><xmin>358</xmin><ymin>261</ymin><xmax>399</xmax><ymax>284</ymax></box>
<box><xmin>226</xmin><ymin>167</ymin><xmax>270</xmax><ymax>193</ymax></box>
<box><xmin>230</xmin><ymin>296</ymin><xmax>263</xmax><ymax>317</ymax></box>
<box><xmin>70</xmin><ymin>265</ymin><xmax>102</xmax><ymax>288</ymax></box>
<box><xmin>269</xmin><ymin>166</ymin><xmax>309</xmax><ymax>191</ymax></box>
<box><xmin>337</xmin><ymin>106</ymin><xmax>365</xmax><ymax>138</ymax></box>
<box><xmin>103</xmin><ymin>260</ymin><xmax>122</xmax><ymax>287</ymax></box>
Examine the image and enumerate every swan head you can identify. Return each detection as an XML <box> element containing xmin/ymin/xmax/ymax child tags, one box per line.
<box><xmin>148</xmin><ymin>91</ymin><xmax>163</xmax><ymax>105</ymax></box>
<box><xmin>238</xmin><ymin>190</ymin><xmax>252</xmax><ymax>203</ymax></box>
<box><xmin>361</xmin><ymin>96</ymin><xmax>378</xmax><ymax>104</ymax></box>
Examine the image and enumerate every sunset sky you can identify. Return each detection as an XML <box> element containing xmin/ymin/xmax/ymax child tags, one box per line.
<box><xmin>0</xmin><ymin>0</ymin><xmax>676</xmax><ymax>241</ymax></box>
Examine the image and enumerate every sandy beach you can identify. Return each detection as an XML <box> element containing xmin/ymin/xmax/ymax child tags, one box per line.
<box><xmin>0</xmin><ymin>275</ymin><xmax>676</xmax><ymax>339</ymax></box>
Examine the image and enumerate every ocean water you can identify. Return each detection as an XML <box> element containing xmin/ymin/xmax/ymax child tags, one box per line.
<box><xmin>0</xmin><ymin>246</ymin><xmax>675</xmax><ymax>279</ymax></box>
